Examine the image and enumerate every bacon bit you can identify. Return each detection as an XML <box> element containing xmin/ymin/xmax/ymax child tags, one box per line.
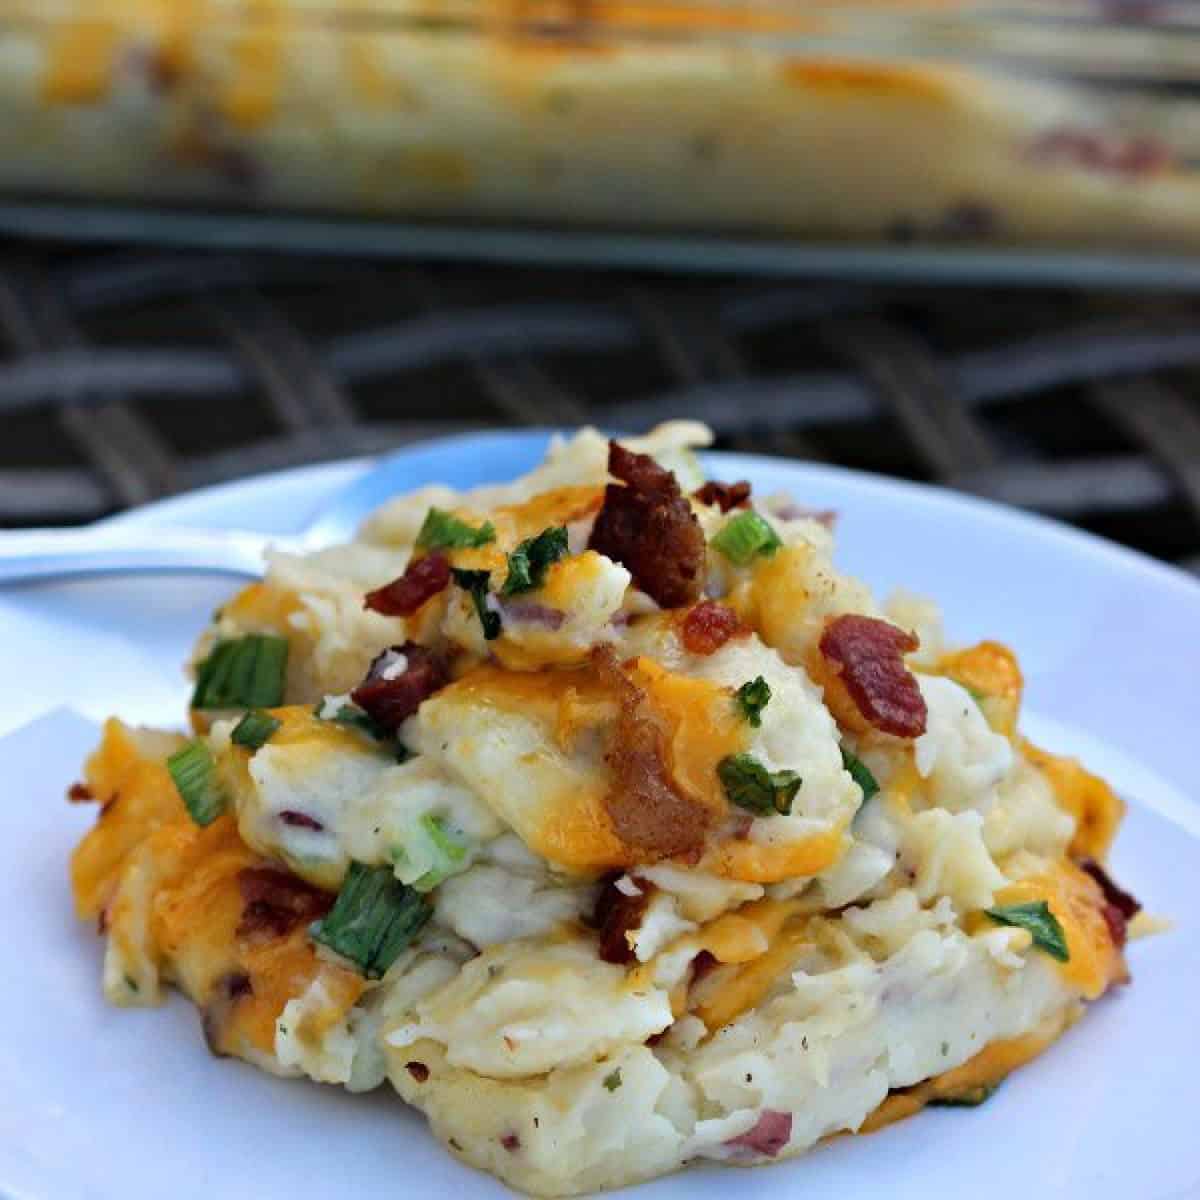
<box><xmin>724</xmin><ymin>1110</ymin><xmax>793</xmax><ymax>1159</ymax></box>
<box><xmin>680</xmin><ymin>601</ymin><xmax>746</xmax><ymax>656</ymax></box>
<box><xmin>592</xmin><ymin>645</ymin><xmax>712</xmax><ymax>860</ymax></box>
<box><xmin>693</xmin><ymin>480</ymin><xmax>752</xmax><ymax>513</ymax></box>
<box><xmin>819</xmin><ymin>615</ymin><xmax>927</xmax><ymax>738</ymax></box>
<box><xmin>1080</xmin><ymin>858</ymin><xmax>1141</xmax><ymax>949</ymax></box>
<box><xmin>67</xmin><ymin>781</ymin><xmax>93</xmax><ymax>803</ymax></box>
<box><xmin>501</xmin><ymin>1133</ymin><xmax>521</xmax><ymax>1153</ymax></box>
<box><xmin>352</xmin><ymin>642</ymin><xmax>449</xmax><ymax>732</ymax></box>
<box><xmin>593</xmin><ymin>874</ymin><xmax>653</xmax><ymax>965</ymax></box>
<box><xmin>364</xmin><ymin>552</ymin><xmax>451</xmax><ymax>617</ymax></box>
<box><xmin>405</xmin><ymin>1061</ymin><xmax>430</xmax><ymax>1083</ymax></box>
<box><xmin>589</xmin><ymin>441</ymin><xmax>706</xmax><ymax>609</ymax></box>
<box><xmin>236</xmin><ymin>866</ymin><xmax>332</xmax><ymax>940</ymax></box>
<box><xmin>202</xmin><ymin>970</ymin><xmax>253</xmax><ymax>1056</ymax></box>
<box><xmin>279</xmin><ymin>810</ymin><xmax>324</xmax><ymax>831</ymax></box>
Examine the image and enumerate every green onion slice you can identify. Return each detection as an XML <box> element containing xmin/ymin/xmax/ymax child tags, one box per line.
<box><xmin>717</xmin><ymin>753</ymin><xmax>801</xmax><ymax>816</ymax></box>
<box><xmin>603</xmin><ymin>1068</ymin><xmax>623</xmax><ymax>1092</ymax></box>
<box><xmin>192</xmin><ymin>635</ymin><xmax>288</xmax><ymax>710</ymax></box>
<box><xmin>167</xmin><ymin>739</ymin><xmax>226</xmax><ymax>827</ymax></box>
<box><xmin>984</xmin><ymin>900</ymin><xmax>1070</xmax><ymax>962</ymax></box>
<box><xmin>415</xmin><ymin>507</ymin><xmax>495</xmax><ymax>551</ymax></box>
<box><xmin>451</xmin><ymin>568</ymin><xmax>501</xmax><ymax>640</ymax></box>
<box><xmin>841</xmin><ymin>747</ymin><xmax>879</xmax><ymax>804</ymax></box>
<box><xmin>735</xmin><ymin>676</ymin><xmax>772</xmax><ymax>728</ymax></box>
<box><xmin>310</xmin><ymin>862</ymin><xmax>433</xmax><ymax>979</ymax></box>
<box><xmin>500</xmin><ymin>526</ymin><xmax>569</xmax><ymax>596</ymax></box>
<box><xmin>231</xmin><ymin>709</ymin><xmax>281</xmax><ymax>751</ymax></box>
<box><xmin>710</xmin><ymin>511</ymin><xmax>782</xmax><ymax>567</ymax></box>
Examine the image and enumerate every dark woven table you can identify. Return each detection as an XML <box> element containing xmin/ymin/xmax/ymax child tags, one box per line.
<box><xmin>3</xmin><ymin>240</ymin><xmax>1200</xmax><ymax>575</ymax></box>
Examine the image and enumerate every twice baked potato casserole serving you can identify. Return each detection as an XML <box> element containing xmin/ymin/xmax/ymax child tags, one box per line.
<box><xmin>69</xmin><ymin>423</ymin><xmax>1143</xmax><ymax>1195</ymax></box>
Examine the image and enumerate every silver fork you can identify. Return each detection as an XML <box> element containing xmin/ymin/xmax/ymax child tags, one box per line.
<box><xmin>0</xmin><ymin>429</ymin><xmax>557</xmax><ymax>584</ymax></box>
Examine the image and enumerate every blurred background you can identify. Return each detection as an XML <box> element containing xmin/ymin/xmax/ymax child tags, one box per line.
<box><xmin>2</xmin><ymin>0</ymin><xmax>1199</xmax><ymax>573</ymax></box>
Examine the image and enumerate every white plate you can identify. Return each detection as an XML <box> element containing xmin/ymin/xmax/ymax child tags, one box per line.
<box><xmin>2</xmin><ymin>440</ymin><xmax>1199</xmax><ymax>1200</ymax></box>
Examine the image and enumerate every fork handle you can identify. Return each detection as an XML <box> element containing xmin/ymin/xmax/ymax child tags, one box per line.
<box><xmin>0</xmin><ymin>527</ymin><xmax>276</xmax><ymax>584</ymax></box>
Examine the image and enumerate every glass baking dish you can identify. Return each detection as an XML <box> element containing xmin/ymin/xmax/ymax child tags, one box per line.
<box><xmin>1</xmin><ymin>1</ymin><xmax>1199</xmax><ymax>280</ymax></box>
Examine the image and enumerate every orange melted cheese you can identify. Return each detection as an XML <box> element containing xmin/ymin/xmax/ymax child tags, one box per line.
<box><xmin>43</xmin><ymin>20</ymin><xmax>119</xmax><ymax>105</ymax></box>
<box><xmin>71</xmin><ymin>719</ymin><xmax>186</xmax><ymax>920</ymax></box>
<box><xmin>988</xmin><ymin>859</ymin><xmax>1126</xmax><ymax>1000</ymax></box>
<box><xmin>779</xmin><ymin>60</ymin><xmax>951</xmax><ymax>105</ymax></box>
<box><xmin>688</xmin><ymin>899</ymin><xmax>812</xmax><ymax>1032</ymax></box>
<box><xmin>1022</xmin><ymin>741</ymin><xmax>1126</xmax><ymax>862</ymax></box>
<box><xmin>706</xmin><ymin>826</ymin><xmax>846</xmax><ymax>885</ymax></box>
<box><xmin>71</xmin><ymin>721</ymin><xmax>363</xmax><ymax>1059</ymax></box>
<box><xmin>632</xmin><ymin>657</ymin><xmax>747</xmax><ymax>818</ymax></box>
<box><xmin>934</xmin><ymin>641</ymin><xmax>1023</xmax><ymax>737</ymax></box>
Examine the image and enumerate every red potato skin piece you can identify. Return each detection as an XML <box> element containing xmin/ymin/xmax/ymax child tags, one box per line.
<box><xmin>364</xmin><ymin>553</ymin><xmax>451</xmax><ymax>617</ymax></box>
<box><xmin>724</xmin><ymin>1110</ymin><xmax>793</xmax><ymax>1158</ymax></box>
<box><xmin>589</xmin><ymin>441</ymin><xmax>707</xmax><ymax>610</ymax></box>
<box><xmin>819</xmin><ymin>614</ymin><xmax>928</xmax><ymax>738</ymax></box>
<box><xmin>680</xmin><ymin>601</ymin><xmax>746</xmax><ymax>656</ymax></box>
<box><xmin>351</xmin><ymin>642</ymin><xmax>449</xmax><ymax>732</ymax></box>
<box><xmin>693</xmin><ymin>480</ymin><xmax>752</xmax><ymax>513</ymax></box>
<box><xmin>592</xmin><ymin>645</ymin><xmax>711</xmax><ymax>861</ymax></box>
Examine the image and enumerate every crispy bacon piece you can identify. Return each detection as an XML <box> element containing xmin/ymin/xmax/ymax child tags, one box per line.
<box><xmin>819</xmin><ymin>615</ymin><xmax>927</xmax><ymax>738</ymax></box>
<box><xmin>592</xmin><ymin>875</ymin><xmax>652</xmax><ymax>965</ymax></box>
<box><xmin>1080</xmin><ymin>857</ymin><xmax>1142</xmax><ymax>948</ymax></box>
<box><xmin>593</xmin><ymin>646</ymin><xmax>711</xmax><ymax>860</ymax></box>
<box><xmin>724</xmin><ymin>1110</ymin><xmax>793</xmax><ymax>1159</ymax></box>
<box><xmin>364</xmin><ymin>552</ymin><xmax>451</xmax><ymax>617</ymax></box>
<box><xmin>501</xmin><ymin>1133</ymin><xmax>521</xmax><ymax>1153</ymax></box>
<box><xmin>589</xmin><ymin>441</ymin><xmax>706</xmax><ymax>609</ymax></box>
<box><xmin>236</xmin><ymin>866</ymin><xmax>332</xmax><ymax>941</ymax></box>
<box><xmin>351</xmin><ymin>642</ymin><xmax>448</xmax><ymax>732</ymax></box>
<box><xmin>67</xmin><ymin>781</ymin><xmax>93</xmax><ymax>803</ymax></box>
<box><xmin>405</xmin><ymin>1061</ymin><xmax>430</xmax><ymax>1083</ymax></box>
<box><xmin>202</xmin><ymin>970</ymin><xmax>253</xmax><ymax>1056</ymax></box>
<box><xmin>693</xmin><ymin>479</ymin><xmax>751</xmax><ymax>513</ymax></box>
<box><xmin>680</xmin><ymin>601</ymin><xmax>746</xmax><ymax>656</ymax></box>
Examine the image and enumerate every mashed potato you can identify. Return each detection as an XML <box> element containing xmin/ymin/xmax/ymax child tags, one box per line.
<box><xmin>68</xmin><ymin>422</ymin><xmax>1138</xmax><ymax>1196</ymax></box>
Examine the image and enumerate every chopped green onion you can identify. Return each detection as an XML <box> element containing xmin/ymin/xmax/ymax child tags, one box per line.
<box><xmin>325</xmin><ymin>702</ymin><xmax>389</xmax><ymax>741</ymax></box>
<box><xmin>452</xmin><ymin>568</ymin><xmax>501</xmax><ymax>640</ymax></box>
<box><xmin>192</xmin><ymin>635</ymin><xmax>288</xmax><ymax>710</ymax></box>
<box><xmin>841</xmin><ymin>747</ymin><xmax>879</xmax><ymax>804</ymax></box>
<box><xmin>734</xmin><ymin>676</ymin><xmax>771</xmax><ymax>728</ymax></box>
<box><xmin>500</xmin><ymin>525</ymin><xmax>569</xmax><ymax>596</ymax></box>
<box><xmin>984</xmin><ymin>901</ymin><xmax>1070</xmax><ymax>962</ymax></box>
<box><xmin>416</xmin><ymin>507</ymin><xmax>495</xmax><ymax>551</ymax></box>
<box><xmin>167</xmin><ymin>739</ymin><xmax>226</xmax><ymax>827</ymax></box>
<box><xmin>310</xmin><ymin>862</ymin><xmax>433</xmax><ymax>979</ymax></box>
<box><xmin>717</xmin><ymin>753</ymin><xmax>801</xmax><ymax>816</ymax></box>
<box><xmin>412</xmin><ymin>815</ymin><xmax>469</xmax><ymax>891</ymax></box>
<box><xmin>603</xmin><ymin>1068</ymin><xmax>623</xmax><ymax>1092</ymax></box>
<box><xmin>231</xmin><ymin>709</ymin><xmax>281</xmax><ymax>751</ymax></box>
<box><xmin>710</xmin><ymin>511</ymin><xmax>782</xmax><ymax>566</ymax></box>
<box><xmin>930</xmin><ymin>1083</ymin><xmax>1000</xmax><ymax>1108</ymax></box>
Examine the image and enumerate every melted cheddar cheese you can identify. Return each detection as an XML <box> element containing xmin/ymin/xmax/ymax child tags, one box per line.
<box><xmin>1022</xmin><ymin>741</ymin><xmax>1126</xmax><ymax>861</ymax></box>
<box><xmin>988</xmin><ymin>859</ymin><xmax>1126</xmax><ymax>1000</ymax></box>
